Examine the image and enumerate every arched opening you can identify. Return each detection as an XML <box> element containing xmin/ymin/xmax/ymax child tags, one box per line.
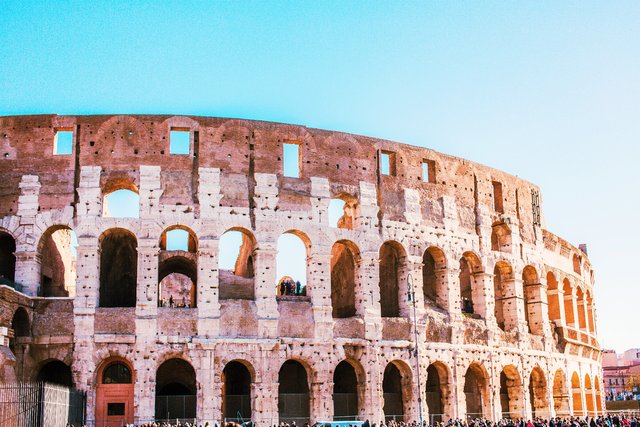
<box><xmin>584</xmin><ymin>374</ymin><xmax>595</xmax><ymax>416</ymax></box>
<box><xmin>328</xmin><ymin>194</ymin><xmax>359</xmax><ymax>229</ymax></box>
<box><xmin>155</xmin><ymin>358</ymin><xmax>197</xmax><ymax>422</ymax></box>
<box><xmin>333</xmin><ymin>360</ymin><xmax>359</xmax><ymax>420</ymax></box>
<box><xmin>573</xmin><ymin>254</ymin><xmax>581</xmax><ymax>275</ymax></box>
<box><xmin>222</xmin><ymin>361</ymin><xmax>252</xmax><ymax>422</ymax></box>
<box><xmin>522</xmin><ymin>266</ymin><xmax>543</xmax><ymax>335</ymax></box>
<box><xmin>379</xmin><ymin>242</ymin><xmax>405</xmax><ymax>318</ymax></box>
<box><xmin>331</xmin><ymin>240</ymin><xmax>359</xmax><ymax>318</ymax></box>
<box><xmin>576</xmin><ymin>287</ymin><xmax>587</xmax><ymax>331</ymax></box>
<box><xmin>459</xmin><ymin>252</ymin><xmax>483</xmax><ymax>316</ymax></box>
<box><xmin>594</xmin><ymin>376</ymin><xmax>603</xmax><ymax>413</ymax></box>
<box><xmin>493</xmin><ymin>262</ymin><xmax>514</xmax><ymax>331</ymax></box>
<box><xmin>464</xmin><ymin>364</ymin><xmax>488</xmax><ymax>420</ymax></box>
<box><xmin>96</xmin><ymin>359</ymin><xmax>134</xmax><ymax>426</ymax></box>
<box><xmin>425</xmin><ymin>363</ymin><xmax>447</xmax><ymax>423</ymax></box>
<box><xmin>563</xmin><ymin>279</ymin><xmax>575</xmax><ymax>327</ymax></box>
<box><xmin>529</xmin><ymin>367</ymin><xmax>548</xmax><ymax>419</ymax></box>
<box><xmin>38</xmin><ymin>226</ymin><xmax>78</xmax><ymax>297</ymax></box>
<box><xmin>422</xmin><ymin>247</ymin><xmax>447</xmax><ymax>310</ymax></box>
<box><xmin>99</xmin><ymin>229</ymin><xmax>137</xmax><ymax>307</ymax></box>
<box><xmin>37</xmin><ymin>360</ymin><xmax>73</xmax><ymax>387</ymax></box>
<box><xmin>553</xmin><ymin>369</ymin><xmax>570</xmax><ymax>417</ymax></box>
<box><xmin>9</xmin><ymin>307</ymin><xmax>29</xmax><ymax>354</ymax></box>
<box><xmin>571</xmin><ymin>372</ymin><xmax>583</xmax><ymax>416</ymax></box>
<box><xmin>103</xmin><ymin>188</ymin><xmax>140</xmax><ymax>218</ymax></box>
<box><xmin>586</xmin><ymin>291</ymin><xmax>595</xmax><ymax>334</ymax></box>
<box><xmin>219</xmin><ymin>229</ymin><xmax>255</xmax><ymax>300</ymax></box>
<box><xmin>383</xmin><ymin>362</ymin><xmax>409</xmax><ymax>422</ymax></box>
<box><xmin>276</xmin><ymin>232</ymin><xmax>308</xmax><ymax>297</ymax></box>
<box><xmin>159</xmin><ymin>227</ymin><xmax>197</xmax><ymax>308</ymax></box>
<box><xmin>547</xmin><ymin>272</ymin><xmax>561</xmax><ymax>327</ymax></box>
<box><xmin>499</xmin><ymin>366</ymin><xmax>523</xmax><ymax>419</ymax></box>
<box><xmin>491</xmin><ymin>222</ymin><xmax>512</xmax><ymax>253</ymax></box>
<box><xmin>0</xmin><ymin>231</ymin><xmax>16</xmax><ymax>283</ymax></box>
<box><xmin>278</xmin><ymin>360</ymin><xmax>310</xmax><ymax>424</ymax></box>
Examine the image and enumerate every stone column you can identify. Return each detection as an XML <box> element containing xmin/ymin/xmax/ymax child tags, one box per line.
<box><xmin>308</xmin><ymin>244</ymin><xmax>333</xmax><ymax>340</ymax></box>
<box><xmin>198</xmin><ymin>350</ymin><xmax>216</xmax><ymax>423</ymax></box>
<box><xmin>363</xmin><ymin>349</ymin><xmax>384</xmax><ymax>423</ymax></box>
<box><xmin>359</xmin><ymin>250</ymin><xmax>381</xmax><ymax>340</ymax></box>
<box><xmin>13</xmin><ymin>252</ymin><xmax>41</xmax><ymax>297</ymax></box>
<box><xmin>311</xmin><ymin>380</ymin><xmax>333</xmax><ymax>423</ymax></box>
<box><xmin>473</xmin><ymin>272</ymin><xmax>495</xmax><ymax>324</ymax></box>
<box><xmin>253</xmin><ymin>244</ymin><xmax>279</xmax><ymax>338</ymax></box>
<box><xmin>133</xmin><ymin>353</ymin><xmax>156</xmax><ymax>423</ymax></box>
<box><xmin>253</xmin><ymin>381</ymin><xmax>279</xmax><ymax>426</ymax></box>
<box><xmin>198</xmin><ymin>238</ymin><xmax>221</xmax><ymax>337</ymax></box>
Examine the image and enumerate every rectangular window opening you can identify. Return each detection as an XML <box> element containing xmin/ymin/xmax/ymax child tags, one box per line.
<box><xmin>53</xmin><ymin>129</ymin><xmax>73</xmax><ymax>155</ymax></box>
<box><xmin>422</xmin><ymin>159</ymin><xmax>436</xmax><ymax>183</ymax></box>
<box><xmin>283</xmin><ymin>142</ymin><xmax>300</xmax><ymax>178</ymax></box>
<box><xmin>380</xmin><ymin>151</ymin><xmax>396</xmax><ymax>176</ymax></box>
<box><xmin>492</xmin><ymin>181</ymin><xmax>504</xmax><ymax>213</ymax></box>
<box><xmin>107</xmin><ymin>402</ymin><xmax>125</xmax><ymax>416</ymax></box>
<box><xmin>170</xmin><ymin>128</ymin><xmax>191</xmax><ymax>155</ymax></box>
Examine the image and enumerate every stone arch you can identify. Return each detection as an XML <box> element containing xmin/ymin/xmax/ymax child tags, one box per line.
<box><xmin>499</xmin><ymin>365</ymin><xmax>524</xmax><ymax>419</ymax></box>
<box><xmin>571</xmin><ymin>371</ymin><xmax>583</xmax><ymax>416</ymax></box>
<box><xmin>276</xmin><ymin>230</ymin><xmax>310</xmax><ymax>297</ymax></box>
<box><xmin>99</xmin><ymin>228</ymin><xmax>137</xmax><ymax>307</ymax></box>
<box><xmin>529</xmin><ymin>366</ymin><xmax>548</xmax><ymax>419</ymax></box>
<box><xmin>552</xmin><ymin>369</ymin><xmax>570</xmax><ymax>417</ymax></box>
<box><xmin>155</xmin><ymin>358</ymin><xmax>197</xmax><ymax>421</ymax></box>
<box><xmin>329</xmin><ymin>192</ymin><xmax>360</xmax><ymax>230</ymax></box>
<box><xmin>219</xmin><ymin>228</ymin><xmax>256</xmax><ymax>300</ymax></box>
<box><xmin>463</xmin><ymin>363</ymin><xmax>490</xmax><ymax>420</ymax></box>
<box><xmin>573</xmin><ymin>254</ymin><xmax>581</xmax><ymax>275</ymax></box>
<box><xmin>423</xmin><ymin>246</ymin><xmax>447</xmax><ymax>310</ymax></box>
<box><xmin>586</xmin><ymin>290</ymin><xmax>595</xmax><ymax>334</ymax></box>
<box><xmin>332</xmin><ymin>359</ymin><xmax>365</xmax><ymax>420</ymax></box>
<box><xmin>459</xmin><ymin>251</ymin><xmax>484</xmax><ymax>316</ymax></box>
<box><xmin>491</xmin><ymin>222</ymin><xmax>512</xmax><ymax>253</ymax></box>
<box><xmin>425</xmin><ymin>361</ymin><xmax>451</xmax><ymax>422</ymax></box>
<box><xmin>36</xmin><ymin>359</ymin><xmax>73</xmax><ymax>387</ymax></box>
<box><xmin>331</xmin><ymin>240</ymin><xmax>360</xmax><ymax>318</ymax></box>
<box><xmin>102</xmin><ymin>178</ymin><xmax>140</xmax><ymax>218</ymax></box>
<box><xmin>493</xmin><ymin>261</ymin><xmax>515</xmax><ymax>331</ymax></box>
<box><xmin>522</xmin><ymin>266</ymin><xmax>543</xmax><ymax>335</ymax></box>
<box><xmin>96</xmin><ymin>357</ymin><xmax>134</xmax><ymax>425</ymax></box>
<box><xmin>576</xmin><ymin>287</ymin><xmax>587</xmax><ymax>331</ymax></box>
<box><xmin>159</xmin><ymin>225</ymin><xmax>198</xmax><ymax>252</ymax></box>
<box><xmin>0</xmin><ymin>230</ymin><xmax>16</xmax><ymax>282</ymax></box>
<box><xmin>584</xmin><ymin>374</ymin><xmax>595</xmax><ymax>415</ymax></box>
<box><xmin>37</xmin><ymin>225</ymin><xmax>77</xmax><ymax>297</ymax></box>
<box><xmin>379</xmin><ymin>241</ymin><xmax>407</xmax><ymax>318</ymax></box>
<box><xmin>594</xmin><ymin>375</ymin><xmax>603</xmax><ymax>413</ymax></box>
<box><xmin>547</xmin><ymin>272</ymin><xmax>561</xmax><ymax>326</ymax></box>
<box><xmin>563</xmin><ymin>279</ymin><xmax>575</xmax><ymax>327</ymax></box>
<box><xmin>222</xmin><ymin>359</ymin><xmax>254</xmax><ymax>422</ymax></box>
<box><xmin>278</xmin><ymin>359</ymin><xmax>311</xmax><ymax>424</ymax></box>
<box><xmin>9</xmin><ymin>307</ymin><xmax>29</xmax><ymax>355</ymax></box>
<box><xmin>383</xmin><ymin>360</ymin><xmax>412</xmax><ymax>422</ymax></box>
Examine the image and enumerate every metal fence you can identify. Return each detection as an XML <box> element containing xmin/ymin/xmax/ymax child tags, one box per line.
<box><xmin>155</xmin><ymin>395</ymin><xmax>197</xmax><ymax>422</ymax></box>
<box><xmin>278</xmin><ymin>393</ymin><xmax>310</xmax><ymax>424</ymax></box>
<box><xmin>0</xmin><ymin>382</ymin><xmax>85</xmax><ymax>427</ymax></box>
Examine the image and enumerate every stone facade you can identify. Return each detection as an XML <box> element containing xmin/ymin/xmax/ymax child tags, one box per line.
<box><xmin>0</xmin><ymin>114</ymin><xmax>603</xmax><ymax>425</ymax></box>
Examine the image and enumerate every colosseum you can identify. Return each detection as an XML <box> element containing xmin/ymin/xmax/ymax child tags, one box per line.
<box><xmin>0</xmin><ymin>114</ymin><xmax>602</xmax><ymax>425</ymax></box>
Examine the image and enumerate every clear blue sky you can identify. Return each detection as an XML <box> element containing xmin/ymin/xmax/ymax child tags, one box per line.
<box><xmin>1</xmin><ymin>1</ymin><xmax>638</xmax><ymax>352</ymax></box>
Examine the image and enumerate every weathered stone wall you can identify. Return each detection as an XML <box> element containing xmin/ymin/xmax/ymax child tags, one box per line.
<box><xmin>0</xmin><ymin>115</ymin><xmax>603</xmax><ymax>424</ymax></box>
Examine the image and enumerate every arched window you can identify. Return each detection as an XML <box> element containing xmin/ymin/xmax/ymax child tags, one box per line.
<box><xmin>493</xmin><ymin>262</ymin><xmax>515</xmax><ymax>331</ymax></box>
<box><xmin>38</xmin><ymin>226</ymin><xmax>78</xmax><ymax>297</ymax></box>
<box><xmin>530</xmin><ymin>367</ymin><xmax>548</xmax><ymax>419</ymax></box>
<box><xmin>573</xmin><ymin>254</ymin><xmax>581</xmax><ymax>275</ymax></box>
<box><xmin>99</xmin><ymin>229</ymin><xmax>137</xmax><ymax>307</ymax></box>
<box><xmin>331</xmin><ymin>240</ymin><xmax>359</xmax><ymax>318</ymax></box>
<box><xmin>278</xmin><ymin>360</ymin><xmax>310</xmax><ymax>423</ymax></box>
<box><xmin>553</xmin><ymin>370</ymin><xmax>570</xmax><ymax>417</ymax></box>
<box><xmin>328</xmin><ymin>194</ymin><xmax>359</xmax><ymax>229</ymax></box>
<box><xmin>491</xmin><ymin>222</ymin><xmax>512</xmax><ymax>253</ymax></box>
<box><xmin>571</xmin><ymin>372</ymin><xmax>583</xmax><ymax>416</ymax></box>
<box><xmin>499</xmin><ymin>366</ymin><xmax>523</xmax><ymax>419</ymax></box>
<box><xmin>102</xmin><ymin>363</ymin><xmax>132</xmax><ymax>384</ymax></box>
<box><xmin>219</xmin><ymin>229</ymin><xmax>255</xmax><ymax>300</ymax></box>
<box><xmin>333</xmin><ymin>361</ymin><xmax>360</xmax><ymax>420</ymax></box>
<box><xmin>0</xmin><ymin>231</ymin><xmax>16</xmax><ymax>283</ymax></box>
<box><xmin>546</xmin><ymin>272</ymin><xmax>561</xmax><ymax>326</ymax></box>
<box><xmin>159</xmin><ymin>227</ymin><xmax>197</xmax><ymax>308</ymax></box>
<box><xmin>222</xmin><ymin>361</ymin><xmax>253</xmax><ymax>421</ymax></box>
<box><xmin>425</xmin><ymin>363</ymin><xmax>449</xmax><ymax>422</ymax></box>
<box><xmin>423</xmin><ymin>247</ymin><xmax>447</xmax><ymax>310</ymax></box>
<box><xmin>522</xmin><ymin>266</ymin><xmax>543</xmax><ymax>335</ymax></box>
<box><xmin>103</xmin><ymin>189</ymin><xmax>140</xmax><ymax>218</ymax></box>
<box><xmin>37</xmin><ymin>360</ymin><xmax>73</xmax><ymax>387</ymax></box>
<box><xmin>276</xmin><ymin>232</ymin><xmax>308</xmax><ymax>297</ymax></box>
<box><xmin>459</xmin><ymin>252</ymin><xmax>483</xmax><ymax>317</ymax></box>
<box><xmin>379</xmin><ymin>242</ymin><xmax>405</xmax><ymax>318</ymax></box>
<box><xmin>155</xmin><ymin>358</ymin><xmax>197</xmax><ymax>421</ymax></box>
<box><xmin>383</xmin><ymin>362</ymin><xmax>411</xmax><ymax>422</ymax></box>
<box><xmin>562</xmin><ymin>279</ymin><xmax>575</xmax><ymax>327</ymax></box>
<box><xmin>464</xmin><ymin>364</ymin><xmax>489</xmax><ymax>420</ymax></box>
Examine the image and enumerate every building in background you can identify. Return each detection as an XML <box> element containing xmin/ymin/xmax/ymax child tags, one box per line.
<box><xmin>603</xmin><ymin>348</ymin><xmax>640</xmax><ymax>400</ymax></box>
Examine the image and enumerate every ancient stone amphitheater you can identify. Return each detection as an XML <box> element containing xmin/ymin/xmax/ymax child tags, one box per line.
<box><xmin>0</xmin><ymin>114</ymin><xmax>602</xmax><ymax>425</ymax></box>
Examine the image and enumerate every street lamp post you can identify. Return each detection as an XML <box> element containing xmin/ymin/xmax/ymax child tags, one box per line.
<box><xmin>407</xmin><ymin>273</ymin><xmax>424</xmax><ymax>425</ymax></box>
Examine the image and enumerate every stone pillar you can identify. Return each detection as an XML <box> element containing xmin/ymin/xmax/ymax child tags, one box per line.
<box><xmin>139</xmin><ymin>165</ymin><xmax>162</xmax><ymax>219</ymax></box>
<box><xmin>473</xmin><ymin>272</ymin><xmax>495</xmax><ymax>324</ymax></box>
<box><xmin>359</xmin><ymin>250</ymin><xmax>381</xmax><ymax>340</ymax></box>
<box><xmin>363</xmin><ymin>349</ymin><xmax>384</xmax><ymax>423</ymax></box>
<box><xmin>308</xmin><ymin>244</ymin><xmax>333</xmax><ymax>340</ymax></box>
<box><xmin>133</xmin><ymin>353</ymin><xmax>156</xmax><ymax>423</ymax></box>
<box><xmin>13</xmin><ymin>252</ymin><xmax>41</xmax><ymax>297</ymax></box>
<box><xmin>198</xmin><ymin>351</ymin><xmax>216</xmax><ymax>423</ymax></box>
<box><xmin>310</xmin><ymin>177</ymin><xmax>331</xmax><ymax>226</ymax></box>
<box><xmin>400</xmin><ymin>256</ymin><xmax>422</xmax><ymax>320</ymax></box>
<box><xmin>14</xmin><ymin>175</ymin><xmax>42</xmax><ymax>296</ymax></box>
<box><xmin>198</xmin><ymin>168</ymin><xmax>223</xmax><ymax>218</ymax></box>
<box><xmin>253</xmin><ymin>245</ymin><xmax>278</xmax><ymax>338</ymax></box>
<box><xmin>253</xmin><ymin>381</ymin><xmax>279</xmax><ymax>426</ymax></box>
<box><xmin>311</xmin><ymin>380</ymin><xmax>333</xmax><ymax>423</ymax></box>
<box><xmin>357</xmin><ymin>182</ymin><xmax>379</xmax><ymax>230</ymax></box>
<box><xmin>77</xmin><ymin>166</ymin><xmax>103</xmax><ymax>217</ymax></box>
<box><xmin>565</xmin><ymin>291</ymin><xmax>577</xmax><ymax>328</ymax></box>
<box><xmin>198</xmin><ymin>238</ymin><xmax>221</xmax><ymax>337</ymax></box>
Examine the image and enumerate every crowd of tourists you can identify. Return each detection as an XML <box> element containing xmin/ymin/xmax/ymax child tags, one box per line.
<box><xmin>65</xmin><ymin>414</ymin><xmax>640</xmax><ymax>427</ymax></box>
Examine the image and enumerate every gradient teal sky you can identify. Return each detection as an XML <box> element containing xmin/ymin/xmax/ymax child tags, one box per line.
<box><xmin>1</xmin><ymin>1</ymin><xmax>638</xmax><ymax>352</ymax></box>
